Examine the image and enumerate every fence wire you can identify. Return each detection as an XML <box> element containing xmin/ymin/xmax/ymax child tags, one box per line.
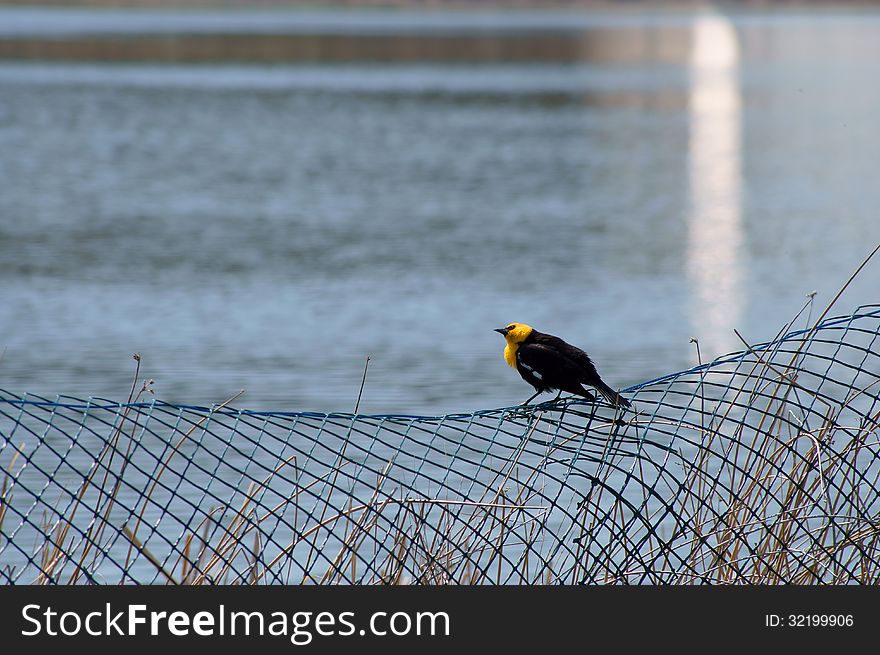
<box><xmin>2</xmin><ymin>304</ymin><xmax>880</xmax><ymax>584</ymax></box>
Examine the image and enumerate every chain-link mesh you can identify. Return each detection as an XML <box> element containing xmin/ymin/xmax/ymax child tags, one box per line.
<box><xmin>2</xmin><ymin>304</ymin><xmax>880</xmax><ymax>584</ymax></box>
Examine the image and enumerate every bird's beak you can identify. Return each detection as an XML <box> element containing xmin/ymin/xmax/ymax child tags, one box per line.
<box><xmin>494</xmin><ymin>327</ymin><xmax>509</xmax><ymax>335</ymax></box>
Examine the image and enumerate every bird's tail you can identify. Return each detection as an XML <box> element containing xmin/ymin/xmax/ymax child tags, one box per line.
<box><xmin>594</xmin><ymin>379</ymin><xmax>631</xmax><ymax>409</ymax></box>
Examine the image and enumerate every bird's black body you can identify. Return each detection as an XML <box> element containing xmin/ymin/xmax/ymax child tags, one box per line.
<box><xmin>497</xmin><ymin>325</ymin><xmax>631</xmax><ymax>408</ymax></box>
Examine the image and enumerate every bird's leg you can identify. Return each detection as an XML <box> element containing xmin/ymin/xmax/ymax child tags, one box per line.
<box><xmin>521</xmin><ymin>390</ymin><xmax>542</xmax><ymax>406</ymax></box>
<box><xmin>553</xmin><ymin>391</ymin><xmax>562</xmax><ymax>403</ymax></box>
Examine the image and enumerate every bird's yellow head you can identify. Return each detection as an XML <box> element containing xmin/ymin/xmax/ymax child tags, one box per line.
<box><xmin>494</xmin><ymin>323</ymin><xmax>534</xmax><ymax>344</ymax></box>
<box><xmin>494</xmin><ymin>323</ymin><xmax>534</xmax><ymax>368</ymax></box>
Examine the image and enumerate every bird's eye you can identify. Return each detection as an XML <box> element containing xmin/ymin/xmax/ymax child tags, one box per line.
<box><xmin>507</xmin><ymin>325</ymin><xmax>515</xmax><ymax>330</ymax></box>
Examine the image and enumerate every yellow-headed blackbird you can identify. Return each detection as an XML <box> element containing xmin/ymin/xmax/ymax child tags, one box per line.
<box><xmin>495</xmin><ymin>323</ymin><xmax>631</xmax><ymax>408</ymax></box>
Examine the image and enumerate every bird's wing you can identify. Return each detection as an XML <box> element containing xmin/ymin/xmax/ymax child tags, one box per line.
<box><xmin>517</xmin><ymin>342</ymin><xmax>588</xmax><ymax>387</ymax></box>
<box><xmin>531</xmin><ymin>332</ymin><xmax>600</xmax><ymax>380</ymax></box>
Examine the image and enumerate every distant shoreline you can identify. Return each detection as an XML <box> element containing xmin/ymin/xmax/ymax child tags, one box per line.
<box><xmin>1</xmin><ymin>3</ymin><xmax>877</xmax><ymax>63</ymax></box>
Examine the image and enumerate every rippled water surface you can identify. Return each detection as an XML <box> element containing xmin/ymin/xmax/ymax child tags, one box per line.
<box><xmin>1</xmin><ymin>8</ymin><xmax>879</xmax><ymax>414</ymax></box>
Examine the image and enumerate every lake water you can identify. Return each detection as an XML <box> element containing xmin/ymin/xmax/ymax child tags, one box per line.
<box><xmin>1</xmin><ymin>7</ymin><xmax>879</xmax><ymax>415</ymax></box>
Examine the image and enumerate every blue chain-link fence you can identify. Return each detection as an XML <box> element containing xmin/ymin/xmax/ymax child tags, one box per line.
<box><xmin>2</xmin><ymin>304</ymin><xmax>880</xmax><ymax>584</ymax></box>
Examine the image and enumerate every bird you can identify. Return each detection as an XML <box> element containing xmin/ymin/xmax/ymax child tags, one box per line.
<box><xmin>494</xmin><ymin>323</ymin><xmax>630</xmax><ymax>408</ymax></box>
